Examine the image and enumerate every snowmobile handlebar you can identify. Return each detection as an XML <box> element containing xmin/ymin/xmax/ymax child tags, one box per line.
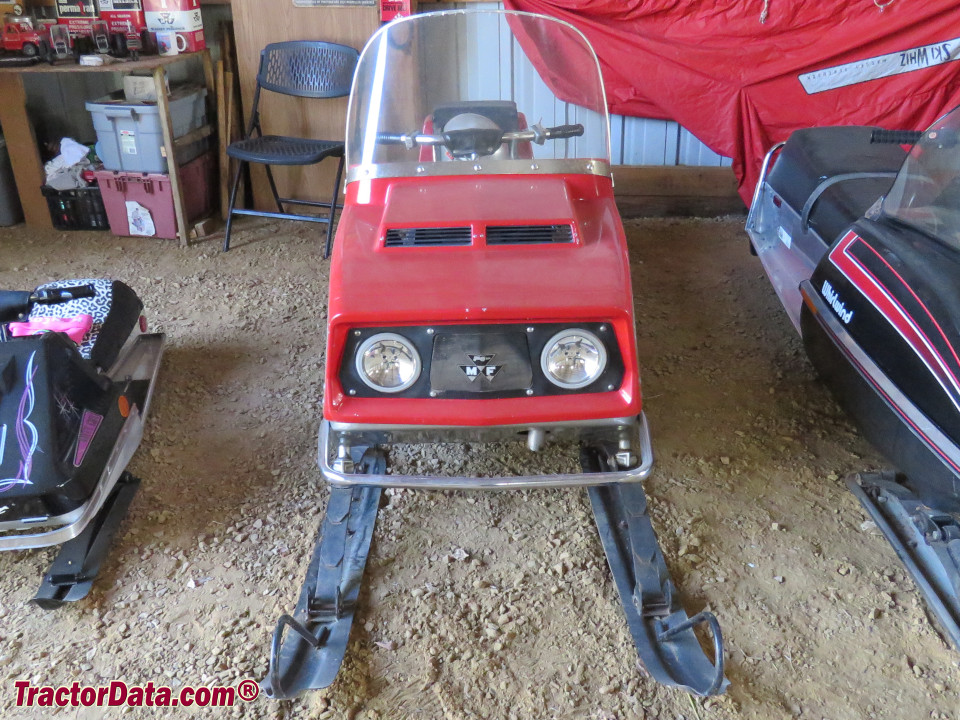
<box><xmin>0</xmin><ymin>284</ymin><xmax>96</xmax><ymax>325</ymax></box>
<box><xmin>30</xmin><ymin>284</ymin><xmax>97</xmax><ymax>305</ymax></box>
<box><xmin>376</xmin><ymin>122</ymin><xmax>585</xmax><ymax>154</ymax></box>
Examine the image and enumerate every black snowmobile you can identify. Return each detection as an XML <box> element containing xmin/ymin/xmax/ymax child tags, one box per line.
<box><xmin>747</xmin><ymin>106</ymin><xmax>960</xmax><ymax>648</ymax></box>
<box><xmin>0</xmin><ymin>279</ymin><xmax>163</xmax><ymax>607</ymax></box>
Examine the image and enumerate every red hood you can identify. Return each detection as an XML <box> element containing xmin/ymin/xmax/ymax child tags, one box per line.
<box><xmin>328</xmin><ymin>173</ymin><xmax>633</xmax><ymax>326</ymax></box>
<box><xmin>323</xmin><ymin>172</ymin><xmax>640</xmax><ymax>426</ymax></box>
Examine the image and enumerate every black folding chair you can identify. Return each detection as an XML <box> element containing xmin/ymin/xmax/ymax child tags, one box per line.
<box><xmin>223</xmin><ymin>41</ymin><xmax>358</xmax><ymax>254</ymax></box>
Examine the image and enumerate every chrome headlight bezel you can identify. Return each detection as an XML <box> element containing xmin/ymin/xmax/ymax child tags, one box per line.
<box><xmin>540</xmin><ymin>328</ymin><xmax>608</xmax><ymax>390</ymax></box>
<box><xmin>355</xmin><ymin>332</ymin><xmax>422</xmax><ymax>393</ymax></box>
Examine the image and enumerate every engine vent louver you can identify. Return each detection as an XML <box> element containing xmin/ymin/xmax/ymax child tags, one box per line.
<box><xmin>485</xmin><ymin>224</ymin><xmax>574</xmax><ymax>245</ymax></box>
<box><xmin>384</xmin><ymin>227</ymin><xmax>472</xmax><ymax>247</ymax></box>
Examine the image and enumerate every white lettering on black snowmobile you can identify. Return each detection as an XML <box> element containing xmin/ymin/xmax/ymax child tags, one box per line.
<box><xmin>821</xmin><ymin>279</ymin><xmax>854</xmax><ymax>324</ymax></box>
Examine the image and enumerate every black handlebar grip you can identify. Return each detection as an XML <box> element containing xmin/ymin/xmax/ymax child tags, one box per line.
<box><xmin>0</xmin><ymin>290</ymin><xmax>34</xmax><ymax>324</ymax></box>
<box><xmin>870</xmin><ymin>129</ymin><xmax>924</xmax><ymax>145</ymax></box>
<box><xmin>545</xmin><ymin>124</ymin><xmax>585</xmax><ymax>139</ymax></box>
<box><xmin>32</xmin><ymin>284</ymin><xmax>97</xmax><ymax>304</ymax></box>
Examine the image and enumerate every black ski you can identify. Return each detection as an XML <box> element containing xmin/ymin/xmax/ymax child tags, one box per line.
<box><xmin>263</xmin><ymin>451</ymin><xmax>384</xmax><ymax>699</ymax></box>
<box><xmin>32</xmin><ymin>472</ymin><xmax>141</xmax><ymax>609</ymax></box>
<box><xmin>583</xmin><ymin>447</ymin><xmax>727</xmax><ymax>696</ymax></box>
<box><xmin>848</xmin><ymin>472</ymin><xmax>960</xmax><ymax>649</ymax></box>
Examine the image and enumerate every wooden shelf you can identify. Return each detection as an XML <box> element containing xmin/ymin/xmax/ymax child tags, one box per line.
<box><xmin>173</xmin><ymin>123</ymin><xmax>215</xmax><ymax>148</ymax></box>
<box><xmin>0</xmin><ymin>51</ymin><xmax>216</xmax><ymax>245</ymax></box>
<box><xmin>0</xmin><ymin>52</ymin><xmax>205</xmax><ymax>75</ymax></box>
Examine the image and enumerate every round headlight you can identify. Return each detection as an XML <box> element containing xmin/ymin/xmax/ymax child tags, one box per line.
<box><xmin>355</xmin><ymin>333</ymin><xmax>421</xmax><ymax>393</ymax></box>
<box><xmin>540</xmin><ymin>329</ymin><xmax>607</xmax><ymax>389</ymax></box>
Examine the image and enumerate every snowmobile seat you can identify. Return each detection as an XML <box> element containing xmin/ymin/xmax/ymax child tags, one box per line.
<box><xmin>767</xmin><ymin>126</ymin><xmax>907</xmax><ymax>244</ymax></box>
<box><xmin>22</xmin><ymin>279</ymin><xmax>142</xmax><ymax>371</ymax></box>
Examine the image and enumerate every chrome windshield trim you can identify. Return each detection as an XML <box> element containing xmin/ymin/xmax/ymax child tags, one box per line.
<box><xmin>318</xmin><ymin>413</ymin><xmax>653</xmax><ymax>490</ymax></box>
<box><xmin>346</xmin><ymin>158</ymin><xmax>612</xmax><ymax>185</ymax></box>
<box><xmin>745</xmin><ymin>141</ymin><xmax>785</xmax><ymax>233</ymax></box>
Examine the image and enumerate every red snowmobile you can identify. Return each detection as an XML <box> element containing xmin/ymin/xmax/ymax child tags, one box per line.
<box><xmin>265</xmin><ymin>9</ymin><xmax>726</xmax><ymax>699</ymax></box>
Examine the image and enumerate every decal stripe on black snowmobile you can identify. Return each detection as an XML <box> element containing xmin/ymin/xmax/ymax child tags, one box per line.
<box><xmin>828</xmin><ymin>231</ymin><xmax>960</xmax><ymax>410</ymax></box>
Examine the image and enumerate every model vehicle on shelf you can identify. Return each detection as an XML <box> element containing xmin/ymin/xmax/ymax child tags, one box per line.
<box><xmin>1</xmin><ymin>19</ymin><xmax>44</xmax><ymax>56</ymax></box>
<box><xmin>746</xmin><ymin>106</ymin><xmax>960</xmax><ymax>650</ymax></box>
<box><xmin>264</xmin><ymin>9</ymin><xmax>726</xmax><ymax>701</ymax></box>
<box><xmin>45</xmin><ymin>22</ymin><xmax>73</xmax><ymax>62</ymax></box>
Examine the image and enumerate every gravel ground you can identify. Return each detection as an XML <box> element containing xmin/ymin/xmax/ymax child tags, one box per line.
<box><xmin>0</xmin><ymin>216</ymin><xmax>957</xmax><ymax>720</ymax></box>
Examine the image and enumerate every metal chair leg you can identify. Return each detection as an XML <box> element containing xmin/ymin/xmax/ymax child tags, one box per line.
<box><xmin>265</xmin><ymin>165</ymin><xmax>284</xmax><ymax>213</ymax></box>
<box><xmin>223</xmin><ymin>160</ymin><xmax>245</xmax><ymax>252</ymax></box>
<box><xmin>324</xmin><ymin>154</ymin><xmax>345</xmax><ymax>259</ymax></box>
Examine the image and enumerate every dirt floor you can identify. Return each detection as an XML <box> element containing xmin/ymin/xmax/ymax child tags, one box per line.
<box><xmin>0</xmin><ymin>215</ymin><xmax>958</xmax><ymax>720</ymax></box>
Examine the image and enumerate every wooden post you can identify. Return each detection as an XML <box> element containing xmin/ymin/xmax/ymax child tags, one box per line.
<box><xmin>153</xmin><ymin>64</ymin><xmax>190</xmax><ymax>247</ymax></box>
<box><xmin>216</xmin><ymin>60</ymin><xmax>229</xmax><ymax>221</ymax></box>
<box><xmin>0</xmin><ymin>73</ymin><xmax>51</xmax><ymax>228</ymax></box>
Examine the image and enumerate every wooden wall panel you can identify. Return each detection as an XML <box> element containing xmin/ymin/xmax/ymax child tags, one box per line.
<box><xmin>231</xmin><ymin>0</ymin><xmax>379</xmax><ymax>209</ymax></box>
<box><xmin>612</xmin><ymin>166</ymin><xmax>744</xmax><ymax>217</ymax></box>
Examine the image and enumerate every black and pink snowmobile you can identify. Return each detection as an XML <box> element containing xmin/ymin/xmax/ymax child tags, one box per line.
<box><xmin>0</xmin><ymin>279</ymin><xmax>163</xmax><ymax>607</ymax></box>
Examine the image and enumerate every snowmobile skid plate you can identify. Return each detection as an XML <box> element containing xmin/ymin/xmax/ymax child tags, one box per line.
<box><xmin>32</xmin><ymin>473</ymin><xmax>141</xmax><ymax>609</ymax></box>
<box><xmin>263</xmin><ymin>451</ymin><xmax>384</xmax><ymax>699</ymax></box>
<box><xmin>847</xmin><ymin>472</ymin><xmax>960</xmax><ymax>649</ymax></box>
<box><xmin>584</xmin><ymin>448</ymin><xmax>728</xmax><ymax>696</ymax></box>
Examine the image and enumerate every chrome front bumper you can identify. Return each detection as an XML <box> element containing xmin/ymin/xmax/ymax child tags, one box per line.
<box><xmin>318</xmin><ymin>412</ymin><xmax>654</xmax><ymax>489</ymax></box>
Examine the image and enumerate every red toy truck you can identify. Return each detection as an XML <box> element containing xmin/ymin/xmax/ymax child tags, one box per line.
<box><xmin>262</xmin><ymin>9</ymin><xmax>727</xmax><ymax>702</ymax></box>
<box><xmin>1</xmin><ymin>20</ymin><xmax>44</xmax><ymax>56</ymax></box>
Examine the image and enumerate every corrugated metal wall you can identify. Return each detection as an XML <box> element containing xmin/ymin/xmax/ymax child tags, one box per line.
<box><xmin>431</xmin><ymin>2</ymin><xmax>733</xmax><ymax>168</ymax></box>
<box><xmin>442</xmin><ymin>9</ymin><xmax>608</xmax><ymax>160</ymax></box>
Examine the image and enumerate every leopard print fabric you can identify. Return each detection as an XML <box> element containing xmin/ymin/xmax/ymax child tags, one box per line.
<box><xmin>27</xmin><ymin>279</ymin><xmax>114</xmax><ymax>360</ymax></box>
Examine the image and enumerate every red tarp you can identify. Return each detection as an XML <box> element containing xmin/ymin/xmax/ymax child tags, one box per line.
<box><xmin>504</xmin><ymin>0</ymin><xmax>960</xmax><ymax>204</ymax></box>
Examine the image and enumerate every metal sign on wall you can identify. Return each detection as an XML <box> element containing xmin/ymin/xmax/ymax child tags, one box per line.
<box><xmin>293</xmin><ymin>0</ymin><xmax>376</xmax><ymax>6</ymax></box>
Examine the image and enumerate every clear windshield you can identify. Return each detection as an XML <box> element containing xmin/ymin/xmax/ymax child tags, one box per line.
<box><xmin>345</xmin><ymin>10</ymin><xmax>610</xmax><ymax>179</ymax></box>
<box><xmin>883</xmin><ymin>107</ymin><xmax>960</xmax><ymax>246</ymax></box>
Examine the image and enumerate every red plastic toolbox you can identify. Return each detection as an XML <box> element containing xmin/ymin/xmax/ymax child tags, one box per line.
<box><xmin>94</xmin><ymin>151</ymin><xmax>215</xmax><ymax>239</ymax></box>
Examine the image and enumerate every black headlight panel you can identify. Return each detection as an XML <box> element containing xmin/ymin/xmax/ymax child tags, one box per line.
<box><xmin>340</xmin><ymin>322</ymin><xmax>625</xmax><ymax>399</ymax></box>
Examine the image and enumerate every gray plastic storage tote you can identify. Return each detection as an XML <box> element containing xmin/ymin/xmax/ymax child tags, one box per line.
<box><xmin>86</xmin><ymin>87</ymin><xmax>207</xmax><ymax>173</ymax></box>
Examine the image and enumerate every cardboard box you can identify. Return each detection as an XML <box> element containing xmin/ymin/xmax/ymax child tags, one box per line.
<box><xmin>96</xmin><ymin>0</ymin><xmax>146</xmax><ymax>35</ymax></box>
<box><xmin>143</xmin><ymin>0</ymin><xmax>203</xmax><ymax>52</ymax></box>
<box><xmin>122</xmin><ymin>73</ymin><xmax>168</xmax><ymax>101</ymax></box>
<box><xmin>55</xmin><ymin>0</ymin><xmax>98</xmax><ymax>20</ymax></box>
<box><xmin>380</xmin><ymin>0</ymin><xmax>415</xmax><ymax>22</ymax></box>
<box><xmin>55</xmin><ymin>0</ymin><xmax>98</xmax><ymax>37</ymax></box>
